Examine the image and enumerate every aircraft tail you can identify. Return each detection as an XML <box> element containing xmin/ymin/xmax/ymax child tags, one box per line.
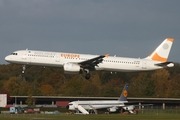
<box><xmin>119</xmin><ymin>84</ymin><xmax>129</xmax><ymax>101</ymax></box>
<box><xmin>145</xmin><ymin>38</ymin><xmax>174</xmax><ymax>62</ymax></box>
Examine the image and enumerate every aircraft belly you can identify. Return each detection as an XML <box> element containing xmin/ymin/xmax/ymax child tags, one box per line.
<box><xmin>100</xmin><ymin>63</ymin><xmax>142</xmax><ymax>72</ymax></box>
<box><xmin>83</xmin><ymin>105</ymin><xmax>113</xmax><ymax>110</ymax></box>
<box><xmin>100</xmin><ymin>61</ymin><xmax>163</xmax><ymax>72</ymax></box>
<box><xmin>30</xmin><ymin>60</ymin><xmax>63</xmax><ymax>67</ymax></box>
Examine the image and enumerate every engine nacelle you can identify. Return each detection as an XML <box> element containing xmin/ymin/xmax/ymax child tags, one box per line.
<box><xmin>107</xmin><ymin>107</ymin><xmax>117</xmax><ymax>112</ymax></box>
<box><xmin>123</xmin><ymin>105</ymin><xmax>135</xmax><ymax>111</ymax></box>
<box><xmin>63</xmin><ymin>63</ymin><xmax>81</xmax><ymax>74</ymax></box>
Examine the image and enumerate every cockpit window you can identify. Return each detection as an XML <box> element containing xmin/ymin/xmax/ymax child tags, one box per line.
<box><xmin>11</xmin><ymin>53</ymin><xmax>18</xmax><ymax>55</ymax></box>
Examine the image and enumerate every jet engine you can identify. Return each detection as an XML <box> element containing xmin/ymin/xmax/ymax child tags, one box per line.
<box><xmin>63</xmin><ymin>63</ymin><xmax>81</xmax><ymax>74</ymax></box>
<box><xmin>123</xmin><ymin>105</ymin><xmax>135</xmax><ymax>111</ymax></box>
<box><xmin>107</xmin><ymin>107</ymin><xmax>117</xmax><ymax>112</ymax></box>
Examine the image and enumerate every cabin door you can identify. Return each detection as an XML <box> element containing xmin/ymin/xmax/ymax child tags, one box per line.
<box><xmin>55</xmin><ymin>54</ymin><xmax>60</xmax><ymax>62</ymax></box>
<box><xmin>22</xmin><ymin>49</ymin><xmax>27</xmax><ymax>60</ymax></box>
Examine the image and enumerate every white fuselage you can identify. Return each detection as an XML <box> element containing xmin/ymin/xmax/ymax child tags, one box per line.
<box><xmin>68</xmin><ymin>100</ymin><xmax>127</xmax><ymax>110</ymax></box>
<box><xmin>5</xmin><ymin>50</ymin><xmax>164</xmax><ymax>72</ymax></box>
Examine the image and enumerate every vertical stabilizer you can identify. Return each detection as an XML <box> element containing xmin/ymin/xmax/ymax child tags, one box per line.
<box><xmin>119</xmin><ymin>84</ymin><xmax>129</xmax><ymax>101</ymax></box>
<box><xmin>145</xmin><ymin>38</ymin><xmax>174</xmax><ymax>62</ymax></box>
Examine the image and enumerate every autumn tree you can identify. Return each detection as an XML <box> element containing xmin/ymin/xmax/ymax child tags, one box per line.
<box><xmin>81</xmin><ymin>80</ymin><xmax>99</xmax><ymax>96</ymax></box>
<box><xmin>167</xmin><ymin>74</ymin><xmax>180</xmax><ymax>97</ymax></box>
<box><xmin>4</xmin><ymin>77</ymin><xmax>20</xmax><ymax>95</ymax></box>
<box><xmin>31</xmin><ymin>79</ymin><xmax>42</xmax><ymax>95</ymax></box>
<box><xmin>1</xmin><ymin>63</ymin><xmax>180</xmax><ymax>98</ymax></box>
<box><xmin>61</xmin><ymin>75</ymin><xmax>84</xmax><ymax>96</ymax></box>
<box><xmin>151</xmin><ymin>69</ymin><xmax>170</xmax><ymax>97</ymax></box>
<box><xmin>129</xmin><ymin>72</ymin><xmax>155</xmax><ymax>97</ymax></box>
<box><xmin>26</xmin><ymin>94</ymin><xmax>36</xmax><ymax>106</ymax></box>
<box><xmin>101</xmin><ymin>78</ymin><xmax>125</xmax><ymax>97</ymax></box>
<box><xmin>41</xmin><ymin>72</ymin><xmax>64</xmax><ymax>94</ymax></box>
<box><xmin>18</xmin><ymin>80</ymin><xmax>30</xmax><ymax>95</ymax></box>
<box><xmin>40</xmin><ymin>84</ymin><xmax>55</xmax><ymax>95</ymax></box>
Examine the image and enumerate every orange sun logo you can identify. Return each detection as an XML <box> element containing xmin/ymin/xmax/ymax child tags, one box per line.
<box><xmin>123</xmin><ymin>90</ymin><xmax>128</xmax><ymax>97</ymax></box>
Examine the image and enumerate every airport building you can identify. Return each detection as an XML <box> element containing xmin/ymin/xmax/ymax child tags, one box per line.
<box><xmin>8</xmin><ymin>96</ymin><xmax>180</xmax><ymax>110</ymax></box>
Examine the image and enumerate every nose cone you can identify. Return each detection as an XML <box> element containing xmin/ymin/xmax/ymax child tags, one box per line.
<box><xmin>5</xmin><ymin>55</ymin><xmax>11</xmax><ymax>62</ymax></box>
<box><xmin>66</xmin><ymin>105</ymin><xmax>69</xmax><ymax>109</ymax></box>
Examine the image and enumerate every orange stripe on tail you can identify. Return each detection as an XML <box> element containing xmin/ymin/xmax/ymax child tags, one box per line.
<box><xmin>167</xmin><ymin>38</ymin><xmax>174</xmax><ymax>42</ymax></box>
<box><xmin>151</xmin><ymin>53</ymin><xmax>167</xmax><ymax>62</ymax></box>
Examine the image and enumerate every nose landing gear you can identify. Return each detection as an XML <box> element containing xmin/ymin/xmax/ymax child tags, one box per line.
<box><xmin>22</xmin><ymin>65</ymin><xmax>26</xmax><ymax>73</ymax></box>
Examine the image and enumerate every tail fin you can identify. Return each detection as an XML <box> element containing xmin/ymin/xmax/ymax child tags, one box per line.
<box><xmin>119</xmin><ymin>84</ymin><xmax>129</xmax><ymax>101</ymax></box>
<box><xmin>145</xmin><ymin>38</ymin><xmax>174</xmax><ymax>62</ymax></box>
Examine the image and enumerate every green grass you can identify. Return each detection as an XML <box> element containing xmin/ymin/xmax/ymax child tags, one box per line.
<box><xmin>0</xmin><ymin>113</ymin><xmax>180</xmax><ymax>120</ymax></box>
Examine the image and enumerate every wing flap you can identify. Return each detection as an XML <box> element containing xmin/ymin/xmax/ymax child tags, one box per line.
<box><xmin>78</xmin><ymin>54</ymin><xmax>108</xmax><ymax>70</ymax></box>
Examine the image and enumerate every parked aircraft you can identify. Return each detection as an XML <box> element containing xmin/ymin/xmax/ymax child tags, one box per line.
<box><xmin>66</xmin><ymin>84</ymin><xmax>140</xmax><ymax>114</ymax></box>
<box><xmin>5</xmin><ymin>38</ymin><xmax>174</xmax><ymax>79</ymax></box>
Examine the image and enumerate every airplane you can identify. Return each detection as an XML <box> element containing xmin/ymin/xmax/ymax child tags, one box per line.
<box><xmin>66</xmin><ymin>84</ymin><xmax>142</xmax><ymax>114</ymax></box>
<box><xmin>5</xmin><ymin>38</ymin><xmax>174</xmax><ymax>80</ymax></box>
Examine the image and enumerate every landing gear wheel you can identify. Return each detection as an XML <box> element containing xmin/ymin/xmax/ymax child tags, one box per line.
<box><xmin>85</xmin><ymin>73</ymin><xmax>91</xmax><ymax>80</ymax></box>
<box><xmin>22</xmin><ymin>65</ymin><xmax>26</xmax><ymax>74</ymax></box>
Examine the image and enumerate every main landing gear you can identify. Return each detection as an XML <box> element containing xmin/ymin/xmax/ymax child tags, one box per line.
<box><xmin>21</xmin><ymin>65</ymin><xmax>91</xmax><ymax>80</ymax></box>
<box><xmin>84</xmin><ymin>69</ymin><xmax>91</xmax><ymax>80</ymax></box>
<box><xmin>85</xmin><ymin>73</ymin><xmax>91</xmax><ymax>80</ymax></box>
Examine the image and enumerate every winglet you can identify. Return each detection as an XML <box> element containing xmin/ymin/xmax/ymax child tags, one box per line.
<box><xmin>105</xmin><ymin>54</ymin><xmax>109</xmax><ymax>58</ymax></box>
<box><xmin>145</xmin><ymin>38</ymin><xmax>174</xmax><ymax>62</ymax></box>
<box><xmin>119</xmin><ymin>84</ymin><xmax>129</xmax><ymax>101</ymax></box>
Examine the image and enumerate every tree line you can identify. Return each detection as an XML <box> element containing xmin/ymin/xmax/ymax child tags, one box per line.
<box><xmin>0</xmin><ymin>63</ymin><xmax>180</xmax><ymax>100</ymax></box>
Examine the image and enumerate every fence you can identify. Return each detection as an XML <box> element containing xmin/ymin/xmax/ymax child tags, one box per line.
<box><xmin>136</xmin><ymin>105</ymin><xmax>180</xmax><ymax>114</ymax></box>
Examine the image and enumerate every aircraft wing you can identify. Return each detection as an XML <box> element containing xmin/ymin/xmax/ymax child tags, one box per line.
<box><xmin>78</xmin><ymin>54</ymin><xmax>108</xmax><ymax>70</ymax></box>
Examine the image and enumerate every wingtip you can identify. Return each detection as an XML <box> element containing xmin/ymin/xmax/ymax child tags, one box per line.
<box><xmin>105</xmin><ymin>54</ymin><xmax>109</xmax><ymax>58</ymax></box>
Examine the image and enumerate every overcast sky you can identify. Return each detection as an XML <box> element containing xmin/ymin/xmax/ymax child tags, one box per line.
<box><xmin>1</xmin><ymin>0</ymin><xmax>180</xmax><ymax>64</ymax></box>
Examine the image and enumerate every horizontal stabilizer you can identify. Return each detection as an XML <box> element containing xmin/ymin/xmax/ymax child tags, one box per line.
<box><xmin>155</xmin><ymin>62</ymin><xmax>174</xmax><ymax>67</ymax></box>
